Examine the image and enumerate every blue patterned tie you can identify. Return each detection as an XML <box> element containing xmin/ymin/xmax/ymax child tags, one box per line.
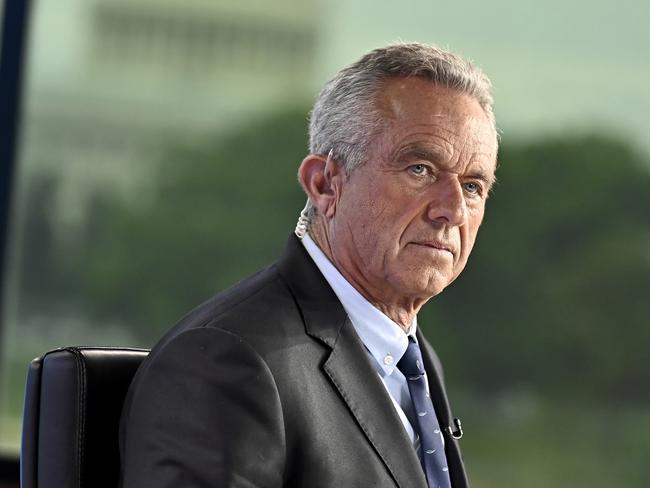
<box><xmin>398</xmin><ymin>338</ymin><xmax>452</xmax><ymax>488</ymax></box>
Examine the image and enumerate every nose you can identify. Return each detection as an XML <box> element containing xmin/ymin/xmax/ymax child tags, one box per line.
<box><xmin>426</xmin><ymin>176</ymin><xmax>467</xmax><ymax>227</ymax></box>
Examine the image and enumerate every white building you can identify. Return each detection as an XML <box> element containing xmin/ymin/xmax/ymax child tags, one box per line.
<box><xmin>20</xmin><ymin>0</ymin><xmax>321</xmax><ymax>231</ymax></box>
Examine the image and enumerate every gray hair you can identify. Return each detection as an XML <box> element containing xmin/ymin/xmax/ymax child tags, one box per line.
<box><xmin>297</xmin><ymin>42</ymin><xmax>496</xmax><ymax>235</ymax></box>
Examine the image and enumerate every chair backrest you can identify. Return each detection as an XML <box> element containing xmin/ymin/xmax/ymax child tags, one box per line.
<box><xmin>20</xmin><ymin>347</ymin><xmax>149</xmax><ymax>488</ymax></box>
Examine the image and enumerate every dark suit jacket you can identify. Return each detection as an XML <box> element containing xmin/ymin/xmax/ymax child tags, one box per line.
<box><xmin>119</xmin><ymin>235</ymin><xmax>468</xmax><ymax>488</ymax></box>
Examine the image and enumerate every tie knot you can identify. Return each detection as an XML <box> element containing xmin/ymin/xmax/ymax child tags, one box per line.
<box><xmin>397</xmin><ymin>338</ymin><xmax>425</xmax><ymax>377</ymax></box>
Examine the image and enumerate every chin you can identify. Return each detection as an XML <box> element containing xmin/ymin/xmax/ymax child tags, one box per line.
<box><xmin>422</xmin><ymin>273</ymin><xmax>455</xmax><ymax>297</ymax></box>
<box><xmin>422</xmin><ymin>285</ymin><xmax>448</xmax><ymax>299</ymax></box>
<box><xmin>400</xmin><ymin>276</ymin><xmax>450</xmax><ymax>301</ymax></box>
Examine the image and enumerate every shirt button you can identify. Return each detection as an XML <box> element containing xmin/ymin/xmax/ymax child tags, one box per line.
<box><xmin>383</xmin><ymin>354</ymin><xmax>394</xmax><ymax>365</ymax></box>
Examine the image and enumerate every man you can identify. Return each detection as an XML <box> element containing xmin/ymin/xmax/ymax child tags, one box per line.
<box><xmin>120</xmin><ymin>42</ymin><xmax>498</xmax><ymax>488</ymax></box>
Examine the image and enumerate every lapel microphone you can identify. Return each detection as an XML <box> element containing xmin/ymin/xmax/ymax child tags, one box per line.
<box><xmin>444</xmin><ymin>418</ymin><xmax>463</xmax><ymax>439</ymax></box>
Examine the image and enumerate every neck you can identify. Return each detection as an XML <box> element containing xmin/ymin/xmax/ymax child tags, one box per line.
<box><xmin>308</xmin><ymin>221</ymin><xmax>420</xmax><ymax>332</ymax></box>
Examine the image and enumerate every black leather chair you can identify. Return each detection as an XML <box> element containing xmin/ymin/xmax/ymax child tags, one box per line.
<box><xmin>20</xmin><ymin>347</ymin><xmax>149</xmax><ymax>488</ymax></box>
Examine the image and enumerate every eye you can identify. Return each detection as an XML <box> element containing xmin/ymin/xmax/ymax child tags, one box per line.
<box><xmin>409</xmin><ymin>164</ymin><xmax>429</xmax><ymax>176</ymax></box>
<box><xmin>463</xmin><ymin>181</ymin><xmax>482</xmax><ymax>195</ymax></box>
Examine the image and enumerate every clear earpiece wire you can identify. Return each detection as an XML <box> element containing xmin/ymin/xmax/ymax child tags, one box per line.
<box><xmin>294</xmin><ymin>149</ymin><xmax>333</xmax><ymax>239</ymax></box>
<box><xmin>294</xmin><ymin>200</ymin><xmax>310</xmax><ymax>239</ymax></box>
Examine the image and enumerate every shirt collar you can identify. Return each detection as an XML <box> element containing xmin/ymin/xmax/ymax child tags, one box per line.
<box><xmin>301</xmin><ymin>233</ymin><xmax>418</xmax><ymax>375</ymax></box>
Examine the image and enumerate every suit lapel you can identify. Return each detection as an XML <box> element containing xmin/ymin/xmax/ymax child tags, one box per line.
<box><xmin>322</xmin><ymin>319</ymin><xmax>427</xmax><ymax>488</ymax></box>
<box><xmin>417</xmin><ymin>330</ymin><xmax>469</xmax><ymax>488</ymax></box>
<box><xmin>276</xmin><ymin>236</ymin><xmax>426</xmax><ymax>488</ymax></box>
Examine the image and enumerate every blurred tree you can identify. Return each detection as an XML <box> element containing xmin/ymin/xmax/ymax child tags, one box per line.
<box><xmin>74</xmin><ymin>107</ymin><xmax>650</xmax><ymax>404</ymax></box>
<box><xmin>18</xmin><ymin>173</ymin><xmax>58</xmax><ymax>304</ymax></box>
<box><xmin>425</xmin><ymin>135</ymin><xmax>650</xmax><ymax>404</ymax></box>
<box><xmin>16</xmin><ymin>172</ymin><xmax>75</xmax><ymax>315</ymax></box>
<box><xmin>80</xmin><ymin>106</ymin><xmax>310</xmax><ymax>342</ymax></box>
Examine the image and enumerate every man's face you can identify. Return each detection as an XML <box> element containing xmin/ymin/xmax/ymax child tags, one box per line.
<box><xmin>328</xmin><ymin>77</ymin><xmax>498</xmax><ymax>307</ymax></box>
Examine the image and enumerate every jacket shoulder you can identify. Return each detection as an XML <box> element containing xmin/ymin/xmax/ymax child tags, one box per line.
<box><xmin>156</xmin><ymin>262</ymin><xmax>301</xmax><ymax>350</ymax></box>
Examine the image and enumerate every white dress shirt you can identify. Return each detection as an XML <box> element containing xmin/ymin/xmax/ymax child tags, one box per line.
<box><xmin>302</xmin><ymin>233</ymin><xmax>428</xmax><ymax>448</ymax></box>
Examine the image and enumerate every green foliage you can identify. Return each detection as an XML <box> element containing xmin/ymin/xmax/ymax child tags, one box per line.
<box><xmin>458</xmin><ymin>396</ymin><xmax>650</xmax><ymax>487</ymax></box>
<box><xmin>11</xmin><ymin>110</ymin><xmax>647</xmax><ymax>484</ymax></box>
<box><xmin>80</xmin><ymin>106</ymin><xmax>309</xmax><ymax>341</ymax></box>
<box><xmin>423</xmin><ymin>135</ymin><xmax>650</xmax><ymax>404</ymax></box>
<box><xmin>77</xmin><ymin>108</ymin><xmax>650</xmax><ymax>405</ymax></box>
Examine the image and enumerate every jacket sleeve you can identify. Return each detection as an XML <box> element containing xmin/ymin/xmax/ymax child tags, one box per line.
<box><xmin>120</xmin><ymin>327</ymin><xmax>287</xmax><ymax>488</ymax></box>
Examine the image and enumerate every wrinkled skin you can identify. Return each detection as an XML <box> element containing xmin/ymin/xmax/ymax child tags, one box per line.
<box><xmin>301</xmin><ymin>77</ymin><xmax>498</xmax><ymax>329</ymax></box>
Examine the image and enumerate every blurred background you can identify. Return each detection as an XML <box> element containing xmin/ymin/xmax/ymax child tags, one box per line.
<box><xmin>1</xmin><ymin>0</ymin><xmax>649</xmax><ymax>486</ymax></box>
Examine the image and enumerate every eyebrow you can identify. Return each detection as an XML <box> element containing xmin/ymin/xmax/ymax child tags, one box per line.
<box><xmin>394</xmin><ymin>143</ymin><xmax>449</xmax><ymax>163</ymax></box>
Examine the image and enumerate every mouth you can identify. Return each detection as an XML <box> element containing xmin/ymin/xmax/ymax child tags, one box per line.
<box><xmin>411</xmin><ymin>241</ymin><xmax>455</xmax><ymax>256</ymax></box>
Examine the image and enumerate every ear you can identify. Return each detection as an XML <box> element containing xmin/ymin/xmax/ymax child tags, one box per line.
<box><xmin>298</xmin><ymin>153</ymin><xmax>345</xmax><ymax>219</ymax></box>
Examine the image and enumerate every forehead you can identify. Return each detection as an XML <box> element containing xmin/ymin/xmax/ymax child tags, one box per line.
<box><xmin>373</xmin><ymin>77</ymin><xmax>498</xmax><ymax>163</ymax></box>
